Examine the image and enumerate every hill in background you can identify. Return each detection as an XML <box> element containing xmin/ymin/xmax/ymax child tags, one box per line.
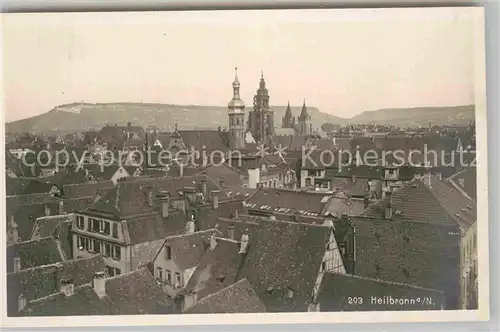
<box><xmin>5</xmin><ymin>103</ymin><xmax>474</xmax><ymax>134</ymax></box>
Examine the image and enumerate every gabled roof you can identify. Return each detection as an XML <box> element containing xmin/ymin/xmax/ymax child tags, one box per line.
<box><xmin>318</xmin><ymin>272</ymin><xmax>444</xmax><ymax>311</ymax></box>
<box><xmin>7</xmin><ymin>237</ymin><xmax>66</xmax><ymax>273</ymax></box>
<box><xmin>5</xmin><ymin>178</ymin><xmax>53</xmax><ymax>196</ymax></box>
<box><xmin>183</xmin><ymin>237</ymin><xmax>245</xmax><ymax>300</ymax></box>
<box><xmin>219</xmin><ymin>186</ymin><xmax>258</xmax><ymax>201</ymax></box>
<box><xmin>125</xmin><ymin>210</ymin><xmax>187</xmax><ymax>245</ymax></box>
<box><xmin>31</xmin><ymin>215</ymin><xmax>73</xmax><ymax>239</ymax></box>
<box><xmin>178</xmin><ymin>130</ymin><xmax>229</xmax><ymax>151</ymax></box>
<box><xmin>7</xmin><ymin>255</ymin><xmax>105</xmax><ymax>316</ymax></box>
<box><xmin>343</xmin><ymin>215</ymin><xmax>461</xmax><ymax>309</ymax></box>
<box><xmin>195</xmin><ymin>199</ymin><xmax>248</xmax><ymax>231</ymax></box>
<box><xmin>155</xmin><ymin>229</ymin><xmax>222</xmax><ymax>270</ymax></box>
<box><xmin>238</xmin><ymin>220</ymin><xmax>331</xmax><ymax>312</ymax></box>
<box><xmin>245</xmin><ymin>188</ymin><xmax>331</xmax><ymax>216</ymax></box>
<box><xmin>185</xmin><ymin>279</ymin><xmax>266</xmax><ymax>314</ymax></box>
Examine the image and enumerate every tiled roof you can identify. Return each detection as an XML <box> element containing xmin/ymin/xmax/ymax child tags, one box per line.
<box><xmin>130</xmin><ymin>238</ymin><xmax>165</xmax><ymax>270</ymax></box>
<box><xmin>219</xmin><ymin>186</ymin><xmax>258</xmax><ymax>201</ymax></box>
<box><xmin>5</xmin><ymin>178</ymin><xmax>53</xmax><ymax>196</ymax></box>
<box><xmin>83</xmin><ymin>164</ymin><xmax>123</xmax><ymax>182</ymax></box>
<box><xmin>213</xmin><ymin>217</ymin><xmax>261</xmax><ymax>240</ymax></box>
<box><xmin>324</xmin><ymin>165</ymin><xmax>384</xmax><ymax>180</ymax></box>
<box><xmin>24</xmin><ymin>267</ymin><xmax>169</xmax><ymax>316</ymax></box>
<box><xmin>31</xmin><ymin>215</ymin><xmax>73</xmax><ymax>239</ymax></box>
<box><xmin>345</xmin><ymin>216</ymin><xmax>461</xmax><ymax>309</ymax></box>
<box><xmin>61</xmin><ymin>180</ymin><xmax>114</xmax><ymax>199</ymax></box>
<box><xmin>90</xmin><ymin>175</ymin><xmax>219</xmax><ymax>218</ymax></box>
<box><xmin>318</xmin><ymin>272</ymin><xmax>444</xmax><ymax>311</ymax></box>
<box><xmin>362</xmin><ymin>178</ymin><xmax>475</xmax><ymax>228</ymax></box>
<box><xmin>183</xmin><ymin>237</ymin><xmax>245</xmax><ymax>300</ymax></box>
<box><xmin>245</xmin><ymin>188</ymin><xmax>331</xmax><ymax>216</ymax></box>
<box><xmin>185</xmin><ymin>279</ymin><xmax>266</xmax><ymax>314</ymax></box>
<box><xmin>272</xmin><ymin>135</ymin><xmax>309</xmax><ymax>151</ymax></box>
<box><xmin>157</xmin><ymin>229</ymin><xmax>221</xmax><ymax>270</ymax></box>
<box><xmin>178</xmin><ymin>130</ymin><xmax>229</xmax><ymax>151</ymax></box>
<box><xmin>195</xmin><ymin>199</ymin><xmax>248</xmax><ymax>232</ymax></box>
<box><xmin>103</xmin><ymin>267</ymin><xmax>169</xmax><ymax>315</ymax></box>
<box><xmin>449</xmin><ymin>167</ymin><xmax>477</xmax><ymax>202</ymax></box>
<box><xmin>8</xmin><ymin>202</ymin><xmax>59</xmax><ymax>242</ymax></box>
<box><xmin>126</xmin><ymin>210</ymin><xmax>187</xmax><ymax>245</ymax></box>
<box><xmin>6</xmin><ymin>193</ymin><xmax>56</xmax><ymax>209</ymax></box>
<box><xmin>328</xmin><ymin>178</ymin><xmax>370</xmax><ymax>197</ymax></box>
<box><xmin>7</xmin><ymin>255</ymin><xmax>105</xmax><ymax>316</ymax></box>
<box><xmin>238</xmin><ymin>220</ymin><xmax>331</xmax><ymax>312</ymax></box>
<box><xmin>196</xmin><ymin>163</ymin><xmax>246</xmax><ymax>187</ymax></box>
<box><xmin>7</xmin><ymin>237</ymin><xmax>66</xmax><ymax>273</ymax></box>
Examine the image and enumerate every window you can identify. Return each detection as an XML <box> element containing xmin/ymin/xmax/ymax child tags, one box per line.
<box><xmin>112</xmin><ymin>245</ymin><xmax>121</xmax><ymax>261</ymax></box>
<box><xmin>112</xmin><ymin>223</ymin><xmax>118</xmax><ymax>238</ymax></box>
<box><xmin>175</xmin><ymin>272</ymin><xmax>181</xmax><ymax>287</ymax></box>
<box><xmin>77</xmin><ymin>216</ymin><xmax>85</xmax><ymax>230</ymax></box>
<box><xmin>165</xmin><ymin>246</ymin><xmax>172</xmax><ymax>260</ymax></box>
<box><xmin>104</xmin><ymin>243</ymin><xmax>111</xmax><ymax>257</ymax></box>
<box><xmin>93</xmin><ymin>239</ymin><xmax>101</xmax><ymax>253</ymax></box>
<box><xmin>305</xmin><ymin>178</ymin><xmax>311</xmax><ymax>186</ymax></box>
<box><xmin>157</xmin><ymin>267</ymin><xmax>163</xmax><ymax>280</ymax></box>
<box><xmin>99</xmin><ymin>220</ymin><xmax>110</xmax><ymax>235</ymax></box>
<box><xmin>92</xmin><ymin>219</ymin><xmax>100</xmax><ymax>233</ymax></box>
<box><xmin>77</xmin><ymin>236</ymin><xmax>84</xmax><ymax>249</ymax></box>
<box><xmin>166</xmin><ymin>270</ymin><xmax>172</xmax><ymax>284</ymax></box>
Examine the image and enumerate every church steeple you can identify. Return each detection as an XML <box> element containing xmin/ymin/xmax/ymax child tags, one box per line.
<box><xmin>299</xmin><ymin>99</ymin><xmax>310</xmax><ymax>120</ymax></box>
<box><xmin>228</xmin><ymin>67</ymin><xmax>246</xmax><ymax>149</ymax></box>
<box><xmin>259</xmin><ymin>70</ymin><xmax>266</xmax><ymax>89</ymax></box>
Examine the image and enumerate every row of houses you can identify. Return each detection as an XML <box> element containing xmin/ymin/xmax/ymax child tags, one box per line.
<box><xmin>6</xmin><ymin>163</ymin><xmax>478</xmax><ymax>315</ymax></box>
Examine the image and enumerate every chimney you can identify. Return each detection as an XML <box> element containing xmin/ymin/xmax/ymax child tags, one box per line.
<box><xmin>18</xmin><ymin>294</ymin><xmax>26</xmax><ymax>313</ymax></box>
<box><xmin>211</xmin><ymin>190</ymin><xmax>220</xmax><ymax>211</ymax></box>
<box><xmin>384</xmin><ymin>190</ymin><xmax>393</xmax><ymax>220</ymax></box>
<box><xmin>30</xmin><ymin>165</ymin><xmax>36</xmax><ymax>176</ymax></box>
<box><xmin>184</xmin><ymin>186</ymin><xmax>197</xmax><ymax>203</ymax></box>
<box><xmin>269</xmin><ymin>215</ymin><xmax>276</xmax><ymax>221</ymax></box>
<box><xmin>61</xmin><ymin>278</ymin><xmax>75</xmax><ymax>297</ymax></box>
<box><xmin>200</xmin><ymin>179</ymin><xmax>208</xmax><ymax>198</ymax></box>
<box><xmin>239</xmin><ymin>234</ymin><xmax>249</xmax><ymax>254</ymax></box>
<box><xmin>44</xmin><ymin>204</ymin><xmax>51</xmax><ymax>216</ymax></box>
<box><xmin>84</xmin><ymin>168</ymin><xmax>89</xmax><ymax>178</ymax></box>
<box><xmin>13</xmin><ymin>256</ymin><xmax>21</xmax><ymax>273</ymax></box>
<box><xmin>93</xmin><ymin>271</ymin><xmax>107</xmax><ymax>298</ymax></box>
<box><xmin>146</xmin><ymin>186</ymin><xmax>154</xmax><ymax>206</ymax></box>
<box><xmin>234</xmin><ymin>209</ymin><xmax>239</xmax><ymax>219</ymax></box>
<box><xmin>351</xmin><ymin>174</ymin><xmax>357</xmax><ymax>183</ymax></box>
<box><xmin>94</xmin><ymin>191</ymin><xmax>101</xmax><ymax>203</ymax></box>
<box><xmin>209</xmin><ymin>233</ymin><xmax>217</xmax><ymax>250</ymax></box>
<box><xmin>186</xmin><ymin>220</ymin><xmax>195</xmax><ymax>234</ymax></box>
<box><xmin>228</xmin><ymin>224</ymin><xmax>235</xmax><ymax>240</ymax></box>
<box><xmin>219</xmin><ymin>179</ymin><xmax>225</xmax><ymax>188</ymax></box>
<box><xmin>157</xmin><ymin>190</ymin><xmax>171</xmax><ymax>218</ymax></box>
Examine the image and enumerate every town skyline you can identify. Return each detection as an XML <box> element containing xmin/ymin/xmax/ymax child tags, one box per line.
<box><xmin>3</xmin><ymin>8</ymin><xmax>476</xmax><ymax>122</ymax></box>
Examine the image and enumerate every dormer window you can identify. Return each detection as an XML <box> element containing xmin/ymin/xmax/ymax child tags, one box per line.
<box><xmin>165</xmin><ymin>245</ymin><xmax>172</xmax><ymax>260</ymax></box>
<box><xmin>287</xmin><ymin>288</ymin><xmax>294</xmax><ymax>299</ymax></box>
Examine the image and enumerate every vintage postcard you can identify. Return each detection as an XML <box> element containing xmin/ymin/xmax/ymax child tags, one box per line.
<box><xmin>1</xmin><ymin>6</ymin><xmax>489</xmax><ymax>328</ymax></box>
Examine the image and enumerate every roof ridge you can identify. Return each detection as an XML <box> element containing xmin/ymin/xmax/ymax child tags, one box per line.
<box><xmin>29</xmin><ymin>283</ymin><xmax>92</xmax><ymax>303</ymax></box>
<box><xmin>326</xmin><ymin>272</ymin><xmax>444</xmax><ymax>294</ymax></box>
<box><xmin>6</xmin><ymin>254</ymin><xmax>102</xmax><ymax>275</ymax></box>
<box><xmin>7</xmin><ymin>235</ymin><xmax>56</xmax><ymax>247</ymax></box>
<box><xmin>166</xmin><ymin>228</ymin><xmax>221</xmax><ymax>240</ymax></box>
<box><xmin>191</xmin><ymin>278</ymin><xmax>251</xmax><ymax>305</ymax></box>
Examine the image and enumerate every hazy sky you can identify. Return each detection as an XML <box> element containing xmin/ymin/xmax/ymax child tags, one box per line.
<box><xmin>2</xmin><ymin>8</ymin><xmax>481</xmax><ymax>122</ymax></box>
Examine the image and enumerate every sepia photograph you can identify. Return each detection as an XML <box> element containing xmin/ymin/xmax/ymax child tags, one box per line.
<box><xmin>1</xmin><ymin>6</ymin><xmax>489</xmax><ymax>327</ymax></box>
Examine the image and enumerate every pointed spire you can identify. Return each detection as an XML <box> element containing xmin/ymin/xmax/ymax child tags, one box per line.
<box><xmin>259</xmin><ymin>70</ymin><xmax>266</xmax><ymax>89</ymax></box>
<box><xmin>233</xmin><ymin>66</ymin><xmax>240</xmax><ymax>87</ymax></box>
<box><xmin>299</xmin><ymin>98</ymin><xmax>309</xmax><ymax>120</ymax></box>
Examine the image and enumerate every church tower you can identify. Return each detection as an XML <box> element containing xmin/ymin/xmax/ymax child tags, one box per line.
<box><xmin>247</xmin><ymin>71</ymin><xmax>274</xmax><ymax>144</ymax></box>
<box><xmin>228</xmin><ymin>67</ymin><xmax>246</xmax><ymax>149</ymax></box>
<box><xmin>297</xmin><ymin>99</ymin><xmax>312</xmax><ymax>136</ymax></box>
<box><xmin>282</xmin><ymin>101</ymin><xmax>295</xmax><ymax>129</ymax></box>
